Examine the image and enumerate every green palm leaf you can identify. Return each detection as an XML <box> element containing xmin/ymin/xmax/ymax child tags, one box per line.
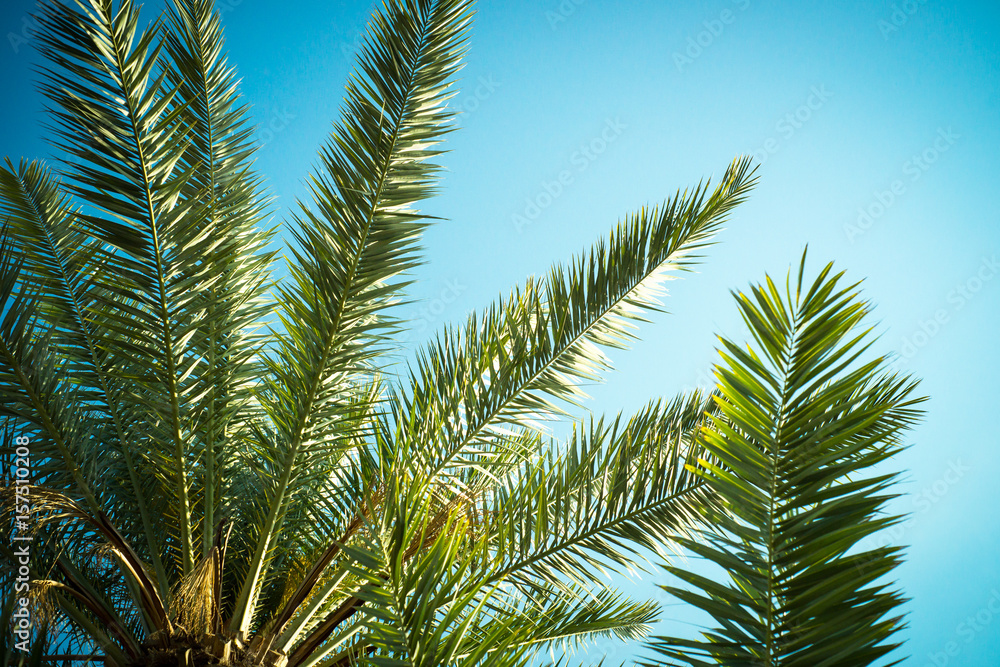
<box><xmin>161</xmin><ymin>0</ymin><xmax>276</xmax><ymax>563</ymax></box>
<box><xmin>395</xmin><ymin>157</ymin><xmax>755</xmax><ymax>486</ymax></box>
<box><xmin>484</xmin><ymin>392</ymin><xmax>717</xmax><ymax>592</ymax></box>
<box><xmin>229</xmin><ymin>0</ymin><xmax>473</xmax><ymax>636</ymax></box>
<box><xmin>36</xmin><ymin>0</ymin><xmax>216</xmax><ymax>576</ymax></box>
<box><xmin>0</xmin><ymin>157</ymin><xmax>171</xmax><ymax>587</ymax></box>
<box><xmin>644</xmin><ymin>252</ymin><xmax>925</xmax><ymax>666</ymax></box>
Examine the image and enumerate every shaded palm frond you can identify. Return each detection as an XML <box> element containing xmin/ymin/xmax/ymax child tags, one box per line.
<box><xmin>645</xmin><ymin>253</ymin><xmax>924</xmax><ymax>666</ymax></box>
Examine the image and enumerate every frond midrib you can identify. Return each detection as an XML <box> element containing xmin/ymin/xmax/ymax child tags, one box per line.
<box><xmin>9</xmin><ymin>165</ymin><xmax>168</xmax><ymax>590</ymax></box>
<box><xmin>104</xmin><ymin>6</ymin><xmax>196</xmax><ymax>575</ymax></box>
<box><xmin>763</xmin><ymin>318</ymin><xmax>800</xmax><ymax>667</ymax></box>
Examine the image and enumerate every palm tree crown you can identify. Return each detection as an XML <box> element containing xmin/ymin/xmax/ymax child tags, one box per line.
<box><xmin>0</xmin><ymin>0</ymin><xmax>919</xmax><ymax>666</ymax></box>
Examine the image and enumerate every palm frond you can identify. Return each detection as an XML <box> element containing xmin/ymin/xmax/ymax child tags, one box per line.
<box><xmin>0</xmin><ymin>157</ymin><xmax>170</xmax><ymax>587</ymax></box>
<box><xmin>36</xmin><ymin>0</ymin><xmax>206</xmax><ymax>575</ymax></box>
<box><xmin>231</xmin><ymin>0</ymin><xmax>473</xmax><ymax>636</ymax></box>
<box><xmin>484</xmin><ymin>392</ymin><xmax>715</xmax><ymax>592</ymax></box>
<box><xmin>161</xmin><ymin>0</ymin><xmax>276</xmax><ymax>561</ymax></box>
<box><xmin>645</xmin><ymin>253</ymin><xmax>924</xmax><ymax>666</ymax></box>
<box><xmin>0</xmin><ymin>216</ymin><xmax>102</xmax><ymax>515</ymax></box>
<box><xmin>396</xmin><ymin>157</ymin><xmax>756</xmax><ymax>483</ymax></box>
<box><xmin>453</xmin><ymin>583</ymin><xmax>660</xmax><ymax>664</ymax></box>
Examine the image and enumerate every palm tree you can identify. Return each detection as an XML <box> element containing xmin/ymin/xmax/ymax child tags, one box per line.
<box><xmin>0</xmin><ymin>0</ymin><xmax>918</xmax><ymax>665</ymax></box>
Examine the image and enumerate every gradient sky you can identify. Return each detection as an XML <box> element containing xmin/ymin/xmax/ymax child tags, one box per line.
<box><xmin>2</xmin><ymin>0</ymin><xmax>999</xmax><ymax>664</ymax></box>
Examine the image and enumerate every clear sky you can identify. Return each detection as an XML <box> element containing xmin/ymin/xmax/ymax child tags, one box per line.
<box><xmin>2</xmin><ymin>0</ymin><xmax>999</xmax><ymax>664</ymax></box>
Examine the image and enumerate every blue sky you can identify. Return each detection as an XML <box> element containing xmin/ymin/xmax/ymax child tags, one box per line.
<box><xmin>2</xmin><ymin>0</ymin><xmax>999</xmax><ymax>664</ymax></box>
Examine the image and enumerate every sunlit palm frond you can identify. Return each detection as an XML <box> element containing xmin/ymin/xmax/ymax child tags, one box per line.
<box><xmin>162</xmin><ymin>0</ymin><xmax>276</xmax><ymax>562</ymax></box>
<box><xmin>37</xmin><ymin>0</ymin><xmax>217</xmax><ymax>575</ymax></box>
<box><xmin>485</xmin><ymin>392</ymin><xmax>715</xmax><ymax>593</ymax></box>
<box><xmin>230</xmin><ymin>0</ymin><xmax>474</xmax><ymax>637</ymax></box>
<box><xmin>395</xmin><ymin>158</ymin><xmax>756</xmax><ymax>486</ymax></box>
